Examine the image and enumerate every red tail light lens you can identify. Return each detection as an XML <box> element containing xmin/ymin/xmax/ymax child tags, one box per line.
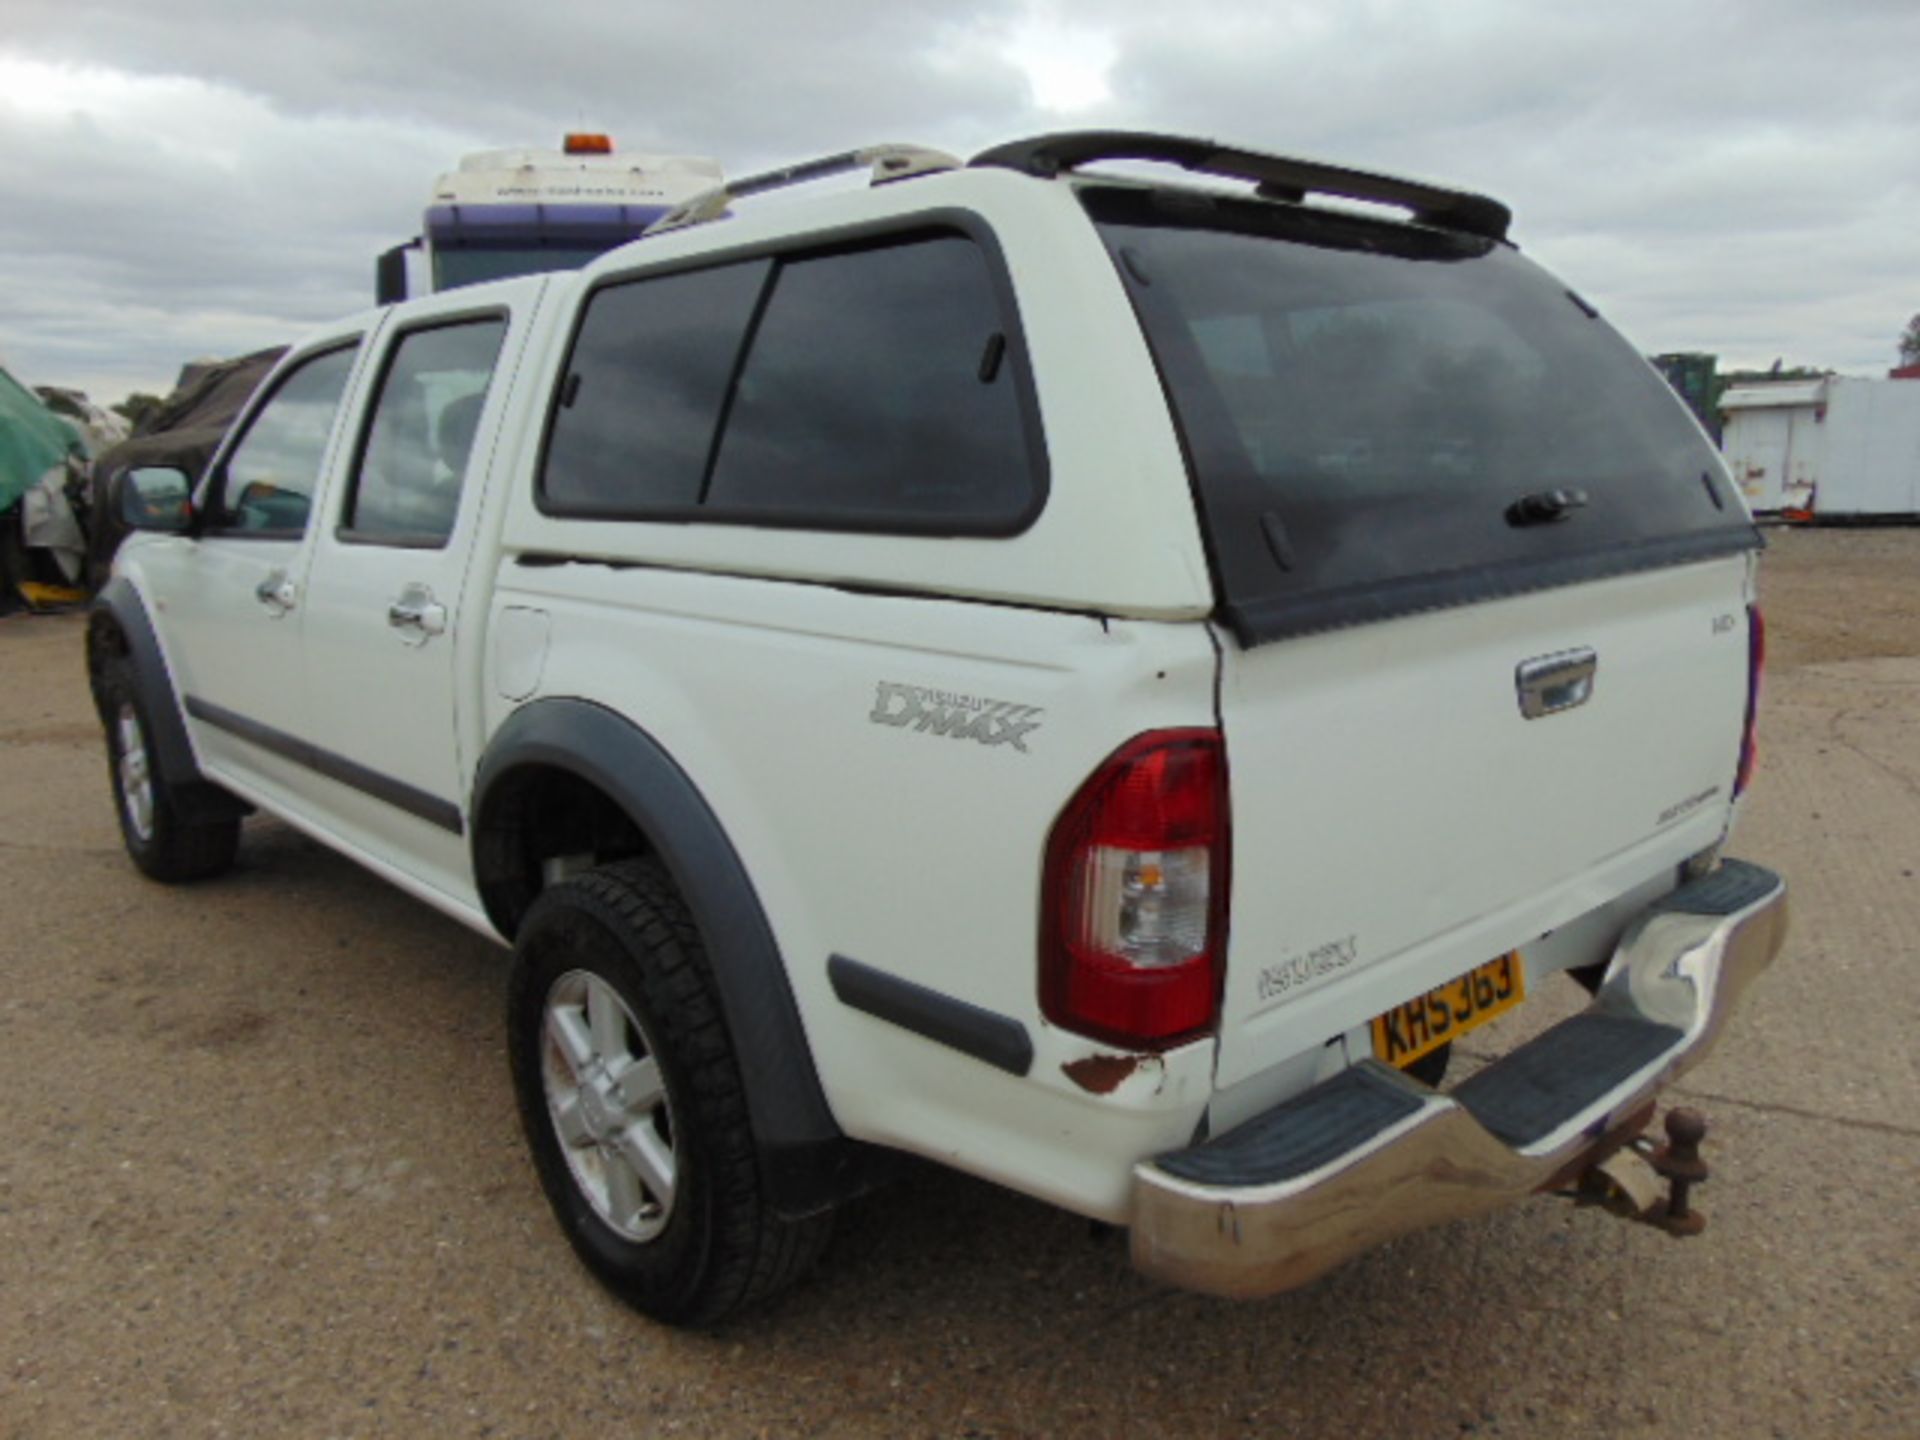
<box><xmin>1041</xmin><ymin>730</ymin><xmax>1228</xmax><ymax>1049</ymax></box>
<box><xmin>1736</xmin><ymin>604</ymin><xmax>1765</xmax><ymax>796</ymax></box>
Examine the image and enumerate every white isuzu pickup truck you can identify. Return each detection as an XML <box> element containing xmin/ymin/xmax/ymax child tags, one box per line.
<box><xmin>91</xmin><ymin>132</ymin><xmax>1786</xmax><ymax>1325</ymax></box>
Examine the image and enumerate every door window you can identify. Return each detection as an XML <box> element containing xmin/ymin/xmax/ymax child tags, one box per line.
<box><xmin>343</xmin><ymin>319</ymin><xmax>508</xmax><ymax>545</ymax></box>
<box><xmin>209</xmin><ymin>343</ymin><xmax>359</xmax><ymax>536</ymax></box>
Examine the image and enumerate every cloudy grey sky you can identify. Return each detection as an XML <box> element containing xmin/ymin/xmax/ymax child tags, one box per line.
<box><xmin>2</xmin><ymin>0</ymin><xmax>1915</xmax><ymax>404</ymax></box>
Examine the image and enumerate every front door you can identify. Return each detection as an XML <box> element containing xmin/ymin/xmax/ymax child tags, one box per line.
<box><xmin>154</xmin><ymin>338</ymin><xmax>370</xmax><ymax>810</ymax></box>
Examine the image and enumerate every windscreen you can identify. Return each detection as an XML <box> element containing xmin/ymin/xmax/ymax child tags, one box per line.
<box><xmin>1085</xmin><ymin>187</ymin><xmax>1758</xmax><ymax>644</ymax></box>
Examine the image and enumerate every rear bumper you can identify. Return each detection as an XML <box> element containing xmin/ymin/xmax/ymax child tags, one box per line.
<box><xmin>1129</xmin><ymin>859</ymin><xmax>1788</xmax><ymax>1298</ymax></box>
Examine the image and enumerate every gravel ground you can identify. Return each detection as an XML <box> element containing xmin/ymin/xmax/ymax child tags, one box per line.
<box><xmin>2</xmin><ymin>528</ymin><xmax>1916</xmax><ymax>1439</ymax></box>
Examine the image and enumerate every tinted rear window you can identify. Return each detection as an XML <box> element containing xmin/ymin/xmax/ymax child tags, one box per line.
<box><xmin>543</xmin><ymin>260</ymin><xmax>771</xmax><ymax>514</ymax></box>
<box><xmin>539</xmin><ymin>228</ymin><xmax>1044</xmax><ymax>534</ymax></box>
<box><xmin>706</xmin><ymin>236</ymin><xmax>1036</xmax><ymax>526</ymax></box>
<box><xmin>1086</xmin><ymin>187</ymin><xmax>1758</xmax><ymax>644</ymax></box>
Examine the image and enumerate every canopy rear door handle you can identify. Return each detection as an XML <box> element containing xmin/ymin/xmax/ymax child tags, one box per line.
<box><xmin>1516</xmin><ymin>649</ymin><xmax>1596</xmax><ymax>718</ymax></box>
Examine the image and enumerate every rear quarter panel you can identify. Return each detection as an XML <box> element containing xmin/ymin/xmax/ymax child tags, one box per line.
<box><xmin>485</xmin><ymin>565</ymin><xmax>1223</xmax><ymax>1221</ymax></box>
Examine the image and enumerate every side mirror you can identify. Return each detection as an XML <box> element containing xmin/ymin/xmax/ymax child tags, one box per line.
<box><xmin>119</xmin><ymin>466</ymin><xmax>195</xmax><ymax>533</ymax></box>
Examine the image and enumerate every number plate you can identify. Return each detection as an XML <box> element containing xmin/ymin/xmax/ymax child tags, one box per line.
<box><xmin>1371</xmin><ymin>952</ymin><xmax>1526</xmax><ymax>1070</ymax></box>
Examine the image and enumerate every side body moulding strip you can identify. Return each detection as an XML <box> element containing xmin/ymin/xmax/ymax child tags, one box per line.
<box><xmin>828</xmin><ymin>954</ymin><xmax>1035</xmax><ymax>1076</ymax></box>
<box><xmin>470</xmin><ymin>698</ymin><xmax>879</xmax><ymax>1218</ymax></box>
<box><xmin>182</xmin><ymin>696</ymin><xmax>465</xmax><ymax>835</ymax></box>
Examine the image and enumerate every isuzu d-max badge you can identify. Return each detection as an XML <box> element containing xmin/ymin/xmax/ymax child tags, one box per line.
<box><xmin>869</xmin><ymin>682</ymin><xmax>1043</xmax><ymax>752</ymax></box>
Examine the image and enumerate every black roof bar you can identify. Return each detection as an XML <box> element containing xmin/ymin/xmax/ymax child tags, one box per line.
<box><xmin>970</xmin><ymin>131</ymin><xmax>1511</xmax><ymax>241</ymax></box>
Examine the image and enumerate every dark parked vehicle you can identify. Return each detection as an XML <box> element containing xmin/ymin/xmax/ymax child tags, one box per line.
<box><xmin>87</xmin><ymin>346</ymin><xmax>285</xmax><ymax>585</ymax></box>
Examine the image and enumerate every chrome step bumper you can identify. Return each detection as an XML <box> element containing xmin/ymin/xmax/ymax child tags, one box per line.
<box><xmin>1129</xmin><ymin>860</ymin><xmax>1788</xmax><ymax>1298</ymax></box>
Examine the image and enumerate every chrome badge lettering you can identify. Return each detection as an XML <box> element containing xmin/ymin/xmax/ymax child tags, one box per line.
<box><xmin>869</xmin><ymin>682</ymin><xmax>1044</xmax><ymax>753</ymax></box>
<box><xmin>1656</xmin><ymin>785</ymin><xmax>1722</xmax><ymax>828</ymax></box>
<box><xmin>1256</xmin><ymin>934</ymin><xmax>1360</xmax><ymax>1004</ymax></box>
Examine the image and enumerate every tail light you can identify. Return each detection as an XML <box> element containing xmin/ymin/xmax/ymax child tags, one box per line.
<box><xmin>1735</xmin><ymin>604</ymin><xmax>1765</xmax><ymax>796</ymax></box>
<box><xmin>1041</xmin><ymin>730</ymin><xmax>1229</xmax><ymax>1049</ymax></box>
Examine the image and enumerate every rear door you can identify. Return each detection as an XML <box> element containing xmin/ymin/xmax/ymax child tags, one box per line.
<box><xmin>295</xmin><ymin>278</ymin><xmax>544</xmax><ymax>901</ymax></box>
<box><xmin>1084</xmin><ymin>186</ymin><xmax>1763</xmax><ymax>1085</ymax></box>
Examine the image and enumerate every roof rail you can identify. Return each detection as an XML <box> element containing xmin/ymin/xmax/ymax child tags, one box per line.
<box><xmin>644</xmin><ymin>144</ymin><xmax>961</xmax><ymax>237</ymax></box>
<box><xmin>970</xmin><ymin>131</ymin><xmax>1511</xmax><ymax>241</ymax></box>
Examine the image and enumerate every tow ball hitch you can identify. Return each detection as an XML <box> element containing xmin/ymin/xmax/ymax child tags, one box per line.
<box><xmin>1569</xmin><ymin>1107</ymin><xmax>1713</xmax><ymax>1237</ymax></box>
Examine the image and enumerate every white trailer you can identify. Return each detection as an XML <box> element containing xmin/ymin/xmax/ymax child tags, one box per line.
<box><xmin>1721</xmin><ymin>376</ymin><xmax>1920</xmax><ymax>519</ymax></box>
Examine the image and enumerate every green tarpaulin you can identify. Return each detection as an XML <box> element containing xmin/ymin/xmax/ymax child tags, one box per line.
<box><xmin>0</xmin><ymin>363</ymin><xmax>82</xmax><ymax>513</ymax></box>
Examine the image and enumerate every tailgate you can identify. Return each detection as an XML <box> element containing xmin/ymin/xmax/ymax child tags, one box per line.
<box><xmin>1214</xmin><ymin>557</ymin><xmax>1752</xmax><ymax>1085</ymax></box>
<box><xmin>1078</xmin><ymin>181</ymin><xmax>1765</xmax><ymax>1086</ymax></box>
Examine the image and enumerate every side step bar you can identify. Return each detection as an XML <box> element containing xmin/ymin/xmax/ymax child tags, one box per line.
<box><xmin>1129</xmin><ymin>860</ymin><xmax>1788</xmax><ymax>1298</ymax></box>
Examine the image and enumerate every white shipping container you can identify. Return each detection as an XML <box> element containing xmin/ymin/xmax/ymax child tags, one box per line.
<box><xmin>1721</xmin><ymin>377</ymin><xmax>1920</xmax><ymax>518</ymax></box>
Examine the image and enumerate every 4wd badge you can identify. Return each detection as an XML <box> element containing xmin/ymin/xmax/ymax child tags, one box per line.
<box><xmin>869</xmin><ymin>682</ymin><xmax>1043</xmax><ymax>753</ymax></box>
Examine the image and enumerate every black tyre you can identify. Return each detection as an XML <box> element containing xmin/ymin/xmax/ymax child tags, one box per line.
<box><xmin>507</xmin><ymin>858</ymin><xmax>830</xmax><ymax>1326</ymax></box>
<box><xmin>98</xmin><ymin>657</ymin><xmax>240</xmax><ymax>883</ymax></box>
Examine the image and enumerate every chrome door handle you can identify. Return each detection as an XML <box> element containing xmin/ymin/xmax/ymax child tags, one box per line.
<box><xmin>387</xmin><ymin>584</ymin><xmax>447</xmax><ymax>639</ymax></box>
<box><xmin>254</xmin><ymin>569</ymin><xmax>296</xmax><ymax>615</ymax></box>
<box><xmin>1516</xmin><ymin>648</ymin><xmax>1597</xmax><ymax>718</ymax></box>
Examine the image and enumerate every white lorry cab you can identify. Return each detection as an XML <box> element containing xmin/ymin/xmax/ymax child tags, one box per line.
<box><xmin>375</xmin><ymin>134</ymin><xmax>724</xmax><ymax>303</ymax></box>
<box><xmin>96</xmin><ymin>133</ymin><xmax>1785</xmax><ymax>1326</ymax></box>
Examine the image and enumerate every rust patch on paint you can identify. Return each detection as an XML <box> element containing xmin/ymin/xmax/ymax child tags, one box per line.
<box><xmin>1062</xmin><ymin>1053</ymin><xmax>1147</xmax><ymax>1095</ymax></box>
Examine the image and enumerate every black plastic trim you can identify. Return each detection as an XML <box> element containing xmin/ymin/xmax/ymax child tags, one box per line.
<box><xmin>1154</xmin><ymin>1062</ymin><xmax>1424</xmax><ymax>1186</ymax></box>
<box><xmin>183</xmin><ymin>695</ymin><xmax>464</xmax><ymax>835</ymax></box>
<box><xmin>470</xmin><ymin>698</ymin><xmax>864</xmax><ymax>1217</ymax></box>
<box><xmin>1452</xmin><ymin>1013</ymin><xmax>1683</xmax><ymax>1149</ymax></box>
<box><xmin>1221</xmin><ymin>526</ymin><xmax>1764</xmax><ymax>646</ymax></box>
<box><xmin>1649</xmin><ymin>858</ymin><xmax>1780</xmax><ymax>917</ymax></box>
<box><xmin>972</xmin><ymin>130</ymin><xmax>1512</xmax><ymax>240</ymax></box>
<box><xmin>827</xmin><ymin>955</ymin><xmax>1034</xmax><ymax>1077</ymax></box>
<box><xmin>532</xmin><ymin>209</ymin><xmax>1051</xmax><ymax>539</ymax></box>
<box><xmin>88</xmin><ymin>580</ymin><xmax>249</xmax><ymax>825</ymax></box>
